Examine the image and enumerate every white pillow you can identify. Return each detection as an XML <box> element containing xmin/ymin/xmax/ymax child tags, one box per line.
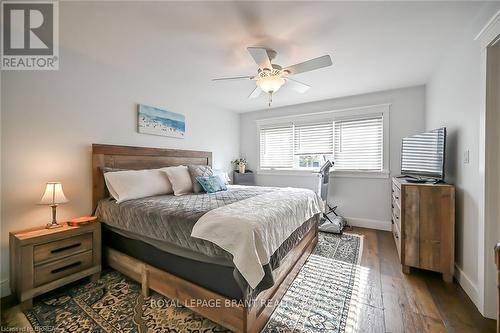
<box><xmin>213</xmin><ymin>169</ymin><xmax>231</xmax><ymax>184</ymax></box>
<box><xmin>104</xmin><ymin>168</ymin><xmax>173</xmax><ymax>203</ymax></box>
<box><xmin>163</xmin><ymin>165</ymin><xmax>193</xmax><ymax>196</ymax></box>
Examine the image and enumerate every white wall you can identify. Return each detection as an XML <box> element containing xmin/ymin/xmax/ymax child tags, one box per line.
<box><xmin>425</xmin><ymin>3</ymin><xmax>500</xmax><ymax>315</ymax></box>
<box><xmin>240</xmin><ymin>86</ymin><xmax>425</xmax><ymax>230</ymax></box>
<box><xmin>0</xmin><ymin>3</ymin><xmax>240</xmax><ymax>296</ymax></box>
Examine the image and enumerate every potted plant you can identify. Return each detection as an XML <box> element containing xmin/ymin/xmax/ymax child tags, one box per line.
<box><xmin>232</xmin><ymin>158</ymin><xmax>248</xmax><ymax>173</ymax></box>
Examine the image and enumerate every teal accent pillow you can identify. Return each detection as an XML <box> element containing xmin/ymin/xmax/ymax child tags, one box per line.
<box><xmin>196</xmin><ymin>176</ymin><xmax>227</xmax><ymax>193</ymax></box>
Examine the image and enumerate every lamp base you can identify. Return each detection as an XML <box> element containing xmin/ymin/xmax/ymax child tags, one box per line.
<box><xmin>46</xmin><ymin>205</ymin><xmax>63</xmax><ymax>229</ymax></box>
<box><xmin>46</xmin><ymin>221</ymin><xmax>64</xmax><ymax>229</ymax></box>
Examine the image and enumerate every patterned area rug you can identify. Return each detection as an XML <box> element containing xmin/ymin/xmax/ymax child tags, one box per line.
<box><xmin>26</xmin><ymin>232</ymin><xmax>363</xmax><ymax>333</ymax></box>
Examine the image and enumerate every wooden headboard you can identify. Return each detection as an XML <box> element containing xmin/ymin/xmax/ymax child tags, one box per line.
<box><xmin>92</xmin><ymin>144</ymin><xmax>212</xmax><ymax>211</ymax></box>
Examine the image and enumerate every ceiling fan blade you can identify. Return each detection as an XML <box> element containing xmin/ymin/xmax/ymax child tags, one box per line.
<box><xmin>284</xmin><ymin>55</ymin><xmax>332</xmax><ymax>75</ymax></box>
<box><xmin>285</xmin><ymin>78</ymin><xmax>311</xmax><ymax>93</ymax></box>
<box><xmin>248</xmin><ymin>86</ymin><xmax>262</xmax><ymax>99</ymax></box>
<box><xmin>212</xmin><ymin>75</ymin><xmax>254</xmax><ymax>81</ymax></box>
<box><xmin>247</xmin><ymin>47</ymin><xmax>273</xmax><ymax>70</ymax></box>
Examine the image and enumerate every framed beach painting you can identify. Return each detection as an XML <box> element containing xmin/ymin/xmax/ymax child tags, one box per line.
<box><xmin>138</xmin><ymin>104</ymin><xmax>185</xmax><ymax>138</ymax></box>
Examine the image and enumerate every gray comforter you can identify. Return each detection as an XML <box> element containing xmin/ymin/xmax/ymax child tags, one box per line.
<box><xmin>96</xmin><ymin>185</ymin><xmax>319</xmax><ymax>299</ymax></box>
<box><xmin>97</xmin><ymin>186</ymin><xmax>278</xmax><ymax>263</ymax></box>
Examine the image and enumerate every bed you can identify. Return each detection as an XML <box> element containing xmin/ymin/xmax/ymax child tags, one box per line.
<box><xmin>92</xmin><ymin>144</ymin><xmax>320</xmax><ymax>333</ymax></box>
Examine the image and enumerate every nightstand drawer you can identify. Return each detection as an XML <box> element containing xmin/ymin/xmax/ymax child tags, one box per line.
<box><xmin>34</xmin><ymin>250</ymin><xmax>93</xmax><ymax>287</ymax></box>
<box><xmin>34</xmin><ymin>233</ymin><xmax>93</xmax><ymax>264</ymax></box>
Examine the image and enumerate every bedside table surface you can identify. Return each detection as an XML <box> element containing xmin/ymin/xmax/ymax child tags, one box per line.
<box><xmin>11</xmin><ymin>222</ymin><xmax>100</xmax><ymax>243</ymax></box>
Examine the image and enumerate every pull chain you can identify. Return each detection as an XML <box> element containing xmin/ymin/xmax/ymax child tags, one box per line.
<box><xmin>268</xmin><ymin>92</ymin><xmax>273</xmax><ymax>107</ymax></box>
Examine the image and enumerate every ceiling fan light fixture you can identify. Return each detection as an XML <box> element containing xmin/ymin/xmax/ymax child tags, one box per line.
<box><xmin>256</xmin><ymin>75</ymin><xmax>285</xmax><ymax>94</ymax></box>
<box><xmin>212</xmin><ymin>47</ymin><xmax>332</xmax><ymax>107</ymax></box>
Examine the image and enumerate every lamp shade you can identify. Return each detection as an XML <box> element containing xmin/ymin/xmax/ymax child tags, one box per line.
<box><xmin>39</xmin><ymin>182</ymin><xmax>69</xmax><ymax>205</ymax></box>
<box><xmin>256</xmin><ymin>76</ymin><xmax>285</xmax><ymax>93</ymax></box>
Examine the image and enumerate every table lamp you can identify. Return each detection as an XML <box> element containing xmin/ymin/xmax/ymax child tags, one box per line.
<box><xmin>39</xmin><ymin>182</ymin><xmax>69</xmax><ymax>229</ymax></box>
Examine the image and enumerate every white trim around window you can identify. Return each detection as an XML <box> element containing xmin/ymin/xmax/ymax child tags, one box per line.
<box><xmin>256</xmin><ymin>103</ymin><xmax>391</xmax><ymax>178</ymax></box>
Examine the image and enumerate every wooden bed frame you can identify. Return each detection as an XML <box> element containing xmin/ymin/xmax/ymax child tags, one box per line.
<box><xmin>92</xmin><ymin>144</ymin><xmax>318</xmax><ymax>333</ymax></box>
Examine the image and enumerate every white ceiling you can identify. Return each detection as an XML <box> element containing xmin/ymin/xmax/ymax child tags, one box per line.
<box><xmin>66</xmin><ymin>1</ymin><xmax>489</xmax><ymax>113</ymax></box>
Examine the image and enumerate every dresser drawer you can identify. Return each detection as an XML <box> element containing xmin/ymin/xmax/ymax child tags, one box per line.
<box><xmin>392</xmin><ymin>203</ymin><xmax>401</xmax><ymax>231</ymax></box>
<box><xmin>34</xmin><ymin>233</ymin><xmax>93</xmax><ymax>264</ymax></box>
<box><xmin>392</xmin><ymin>221</ymin><xmax>401</xmax><ymax>259</ymax></box>
<box><xmin>392</xmin><ymin>182</ymin><xmax>401</xmax><ymax>205</ymax></box>
<box><xmin>392</xmin><ymin>191</ymin><xmax>401</xmax><ymax>210</ymax></box>
<box><xmin>34</xmin><ymin>250</ymin><xmax>93</xmax><ymax>287</ymax></box>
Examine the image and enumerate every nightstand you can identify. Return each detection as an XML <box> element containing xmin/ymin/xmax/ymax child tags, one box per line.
<box><xmin>233</xmin><ymin>171</ymin><xmax>256</xmax><ymax>185</ymax></box>
<box><xmin>9</xmin><ymin>222</ymin><xmax>101</xmax><ymax>309</ymax></box>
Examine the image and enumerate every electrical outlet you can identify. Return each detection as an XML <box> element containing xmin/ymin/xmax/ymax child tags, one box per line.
<box><xmin>463</xmin><ymin>150</ymin><xmax>470</xmax><ymax>164</ymax></box>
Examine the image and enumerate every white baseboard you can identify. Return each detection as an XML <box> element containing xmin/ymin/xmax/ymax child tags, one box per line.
<box><xmin>0</xmin><ymin>278</ymin><xmax>11</xmax><ymax>298</ymax></box>
<box><xmin>345</xmin><ymin>217</ymin><xmax>391</xmax><ymax>231</ymax></box>
<box><xmin>454</xmin><ymin>264</ymin><xmax>479</xmax><ymax>309</ymax></box>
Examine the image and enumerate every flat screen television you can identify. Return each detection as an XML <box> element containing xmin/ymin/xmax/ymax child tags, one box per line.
<box><xmin>401</xmin><ymin>127</ymin><xmax>446</xmax><ymax>181</ymax></box>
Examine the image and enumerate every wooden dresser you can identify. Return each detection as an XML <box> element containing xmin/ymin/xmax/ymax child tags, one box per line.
<box><xmin>391</xmin><ymin>177</ymin><xmax>455</xmax><ymax>282</ymax></box>
<box><xmin>9</xmin><ymin>222</ymin><xmax>101</xmax><ymax>309</ymax></box>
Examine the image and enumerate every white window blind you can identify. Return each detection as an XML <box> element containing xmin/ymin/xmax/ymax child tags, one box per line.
<box><xmin>260</xmin><ymin>122</ymin><xmax>333</xmax><ymax>169</ymax></box>
<box><xmin>260</xmin><ymin>125</ymin><xmax>294</xmax><ymax>169</ymax></box>
<box><xmin>294</xmin><ymin>122</ymin><xmax>334</xmax><ymax>155</ymax></box>
<box><xmin>334</xmin><ymin>116</ymin><xmax>383</xmax><ymax>170</ymax></box>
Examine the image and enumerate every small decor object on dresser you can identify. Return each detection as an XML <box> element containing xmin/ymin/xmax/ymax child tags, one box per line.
<box><xmin>68</xmin><ymin>215</ymin><xmax>98</xmax><ymax>226</ymax></box>
<box><xmin>9</xmin><ymin>222</ymin><xmax>101</xmax><ymax>310</ymax></box>
<box><xmin>232</xmin><ymin>158</ymin><xmax>248</xmax><ymax>174</ymax></box>
<box><xmin>138</xmin><ymin>104</ymin><xmax>185</xmax><ymax>138</ymax></box>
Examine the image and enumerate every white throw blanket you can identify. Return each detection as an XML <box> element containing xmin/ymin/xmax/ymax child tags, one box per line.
<box><xmin>191</xmin><ymin>187</ymin><xmax>323</xmax><ymax>289</ymax></box>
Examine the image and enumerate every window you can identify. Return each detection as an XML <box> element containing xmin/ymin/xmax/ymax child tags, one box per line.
<box><xmin>333</xmin><ymin>116</ymin><xmax>383</xmax><ymax>171</ymax></box>
<box><xmin>259</xmin><ymin>125</ymin><xmax>294</xmax><ymax>169</ymax></box>
<box><xmin>258</xmin><ymin>105</ymin><xmax>389</xmax><ymax>174</ymax></box>
<box><xmin>260</xmin><ymin>122</ymin><xmax>333</xmax><ymax>170</ymax></box>
<box><xmin>294</xmin><ymin>122</ymin><xmax>333</xmax><ymax>169</ymax></box>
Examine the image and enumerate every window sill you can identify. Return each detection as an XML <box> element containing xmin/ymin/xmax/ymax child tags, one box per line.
<box><xmin>257</xmin><ymin>170</ymin><xmax>319</xmax><ymax>177</ymax></box>
<box><xmin>257</xmin><ymin>169</ymin><xmax>390</xmax><ymax>179</ymax></box>
<box><xmin>332</xmin><ymin>170</ymin><xmax>390</xmax><ymax>179</ymax></box>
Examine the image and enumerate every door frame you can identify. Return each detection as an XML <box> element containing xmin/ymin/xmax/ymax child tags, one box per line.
<box><xmin>475</xmin><ymin>8</ymin><xmax>500</xmax><ymax>319</ymax></box>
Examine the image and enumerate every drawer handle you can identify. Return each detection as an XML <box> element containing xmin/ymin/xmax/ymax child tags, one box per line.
<box><xmin>51</xmin><ymin>243</ymin><xmax>81</xmax><ymax>254</ymax></box>
<box><xmin>394</xmin><ymin>232</ymin><xmax>399</xmax><ymax>240</ymax></box>
<box><xmin>51</xmin><ymin>261</ymin><xmax>81</xmax><ymax>274</ymax></box>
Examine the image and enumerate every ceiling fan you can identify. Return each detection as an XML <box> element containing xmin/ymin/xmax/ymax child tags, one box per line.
<box><xmin>213</xmin><ymin>47</ymin><xmax>333</xmax><ymax>107</ymax></box>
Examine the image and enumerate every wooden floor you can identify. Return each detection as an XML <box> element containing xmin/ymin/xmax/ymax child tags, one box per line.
<box><xmin>348</xmin><ymin>227</ymin><xmax>496</xmax><ymax>333</ymax></box>
<box><xmin>1</xmin><ymin>227</ymin><xmax>496</xmax><ymax>332</ymax></box>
